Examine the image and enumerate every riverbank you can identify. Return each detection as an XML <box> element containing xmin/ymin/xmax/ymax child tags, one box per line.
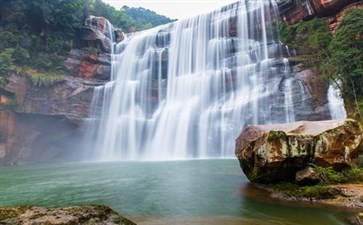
<box><xmin>256</xmin><ymin>182</ymin><xmax>363</xmax><ymax>209</ymax></box>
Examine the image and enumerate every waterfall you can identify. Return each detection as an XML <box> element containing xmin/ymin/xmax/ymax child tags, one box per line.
<box><xmin>328</xmin><ymin>85</ymin><xmax>346</xmax><ymax>120</ymax></box>
<box><xmin>85</xmin><ymin>0</ymin><xmax>332</xmax><ymax>161</ymax></box>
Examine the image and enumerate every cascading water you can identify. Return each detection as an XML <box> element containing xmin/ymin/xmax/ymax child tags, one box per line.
<box><xmin>328</xmin><ymin>85</ymin><xmax>347</xmax><ymax>120</ymax></box>
<box><xmin>85</xmin><ymin>0</ymin><xmax>341</xmax><ymax>161</ymax></box>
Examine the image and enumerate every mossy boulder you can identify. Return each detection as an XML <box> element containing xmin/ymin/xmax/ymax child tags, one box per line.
<box><xmin>235</xmin><ymin>119</ymin><xmax>363</xmax><ymax>183</ymax></box>
<box><xmin>0</xmin><ymin>205</ymin><xmax>136</xmax><ymax>225</ymax></box>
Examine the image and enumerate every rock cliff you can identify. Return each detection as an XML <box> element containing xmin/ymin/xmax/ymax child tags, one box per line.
<box><xmin>0</xmin><ymin>16</ymin><xmax>117</xmax><ymax>164</ymax></box>
<box><xmin>278</xmin><ymin>0</ymin><xmax>362</xmax><ymax>30</ymax></box>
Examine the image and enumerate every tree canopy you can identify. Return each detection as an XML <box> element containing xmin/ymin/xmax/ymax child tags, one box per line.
<box><xmin>122</xmin><ymin>6</ymin><xmax>175</xmax><ymax>30</ymax></box>
<box><xmin>0</xmin><ymin>0</ymin><xmax>173</xmax><ymax>86</ymax></box>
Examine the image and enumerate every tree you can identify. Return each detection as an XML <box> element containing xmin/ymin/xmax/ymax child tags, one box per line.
<box><xmin>328</xmin><ymin>9</ymin><xmax>363</xmax><ymax>119</ymax></box>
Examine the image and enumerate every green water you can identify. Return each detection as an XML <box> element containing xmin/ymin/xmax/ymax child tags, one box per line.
<box><xmin>0</xmin><ymin>159</ymin><xmax>356</xmax><ymax>224</ymax></box>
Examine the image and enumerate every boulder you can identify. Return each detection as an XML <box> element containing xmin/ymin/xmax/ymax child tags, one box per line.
<box><xmin>0</xmin><ymin>205</ymin><xmax>136</xmax><ymax>225</ymax></box>
<box><xmin>295</xmin><ymin>166</ymin><xmax>320</xmax><ymax>185</ymax></box>
<box><xmin>235</xmin><ymin>119</ymin><xmax>363</xmax><ymax>183</ymax></box>
<box><xmin>115</xmin><ymin>28</ymin><xmax>125</xmax><ymax>42</ymax></box>
<box><xmin>82</xmin><ymin>16</ymin><xmax>113</xmax><ymax>53</ymax></box>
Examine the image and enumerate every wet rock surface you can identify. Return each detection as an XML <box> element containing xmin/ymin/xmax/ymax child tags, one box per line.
<box><xmin>235</xmin><ymin>119</ymin><xmax>363</xmax><ymax>183</ymax></box>
<box><xmin>82</xmin><ymin>16</ymin><xmax>113</xmax><ymax>53</ymax></box>
<box><xmin>0</xmin><ymin>205</ymin><xmax>136</xmax><ymax>225</ymax></box>
<box><xmin>0</xmin><ymin>73</ymin><xmax>104</xmax><ymax>164</ymax></box>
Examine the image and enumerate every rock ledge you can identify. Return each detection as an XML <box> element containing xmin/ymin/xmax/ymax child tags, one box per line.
<box><xmin>0</xmin><ymin>205</ymin><xmax>136</xmax><ymax>225</ymax></box>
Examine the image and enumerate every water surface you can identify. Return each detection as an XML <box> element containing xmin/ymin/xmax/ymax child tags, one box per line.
<box><xmin>0</xmin><ymin>159</ymin><xmax>356</xmax><ymax>224</ymax></box>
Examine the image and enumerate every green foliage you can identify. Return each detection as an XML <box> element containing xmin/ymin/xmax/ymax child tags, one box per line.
<box><xmin>12</xmin><ymin>47</ymin><xmax>30</xmax><ymax>64</ymax></box>
<box><xmin>341</xmin><ymin>167</ymin><xmax>363</xmax><ymax>183</ymax></box>
<box><xmin>28</xmin><ymin>72</ymin><xmax>65</xmax><ymax>87</ymax></box>
<box><xmin>281</xmin><ymin>9</ymin><xmax>363</xmax><ymax>119</ymax></box>
<box><xmin>273</xmin><ymin>183</ymin><xmax>343</xmax><ymax>199</ymax></box>
<box><xmin>141</xmin><ymin>23</ymin><xmax>154</xmax><ymax>30</ymax></box>
<box><xmin>313</xmin><ymin>165</ymin><xmax>363</xmax><ymax>184</ymax></box>
<box><xmin>328</xmin><ymin>9</ymin><xmax>363</xmax><ymax>119</ymax></box>
<box><xmin>280</xmin><ymin>18</ymin><xmax>331</xmax><ymax>50</ymax></box>
<box><xmin>17</xmin><ymin>67</ymin><xmax>66</xmax><ymax>87</ymax></box>
<box><xmin>0</xmin><ymin>0</ymin><xmax>173</xmax><ymax>91</ymax></box>
<box><xmin>122</xmin><ymin>6</ymin><xmax>175</xmax><ymax>31</ymax></box>
<box><xmin>0</xmin><ymin>0</ymin><xmax>82</xmax><ymax>81</ymax></box>
<box><xmin>0</xmin><ymin>48</ymin><xmax>15</xmax><ymax>78</ymax></box>
<box><xmin>89</xmin><ymin>0</ymin><xmax>134</xmax><ymax>30</ymax></box>
<box><xmin>315</xmin><ymin>166</ymin><xmax>342</xmax><ymax>184</ymax></box>
<box><xmin>0</xmin><ymin>77</ymin><xmax>7</xmax><ymax>86</ymax></box>
<box><xmin>0</xmin><ymin>31</ymin><xmax>18</xmax><ymax>48</ymax></box>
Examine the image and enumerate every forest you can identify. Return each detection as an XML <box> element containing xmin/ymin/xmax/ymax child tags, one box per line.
<box><xmin>0</xmin><ymin>0</ymin><xmax>173</xmax><ymax>86</ymax></box>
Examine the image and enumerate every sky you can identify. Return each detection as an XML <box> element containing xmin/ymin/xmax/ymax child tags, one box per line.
<box><xmin>102</xmin><ymin>0</ymin><xmax>239</xmax><ymax>20</ymax></box>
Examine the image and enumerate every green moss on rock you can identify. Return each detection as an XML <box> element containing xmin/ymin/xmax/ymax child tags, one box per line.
<box><xmin>272</xmin><ymin>183</ymin><xmax>344</xmax><ymax>200</ymax></box>
<box><xmin>0</xmin><ymin>205</ymin><xmax>136</xmax><ymax>225</ymax></box>
<box><xmin>236</xmin><ymin>119</ymin><xmax>363</xmax><ymax>184</ymax></box>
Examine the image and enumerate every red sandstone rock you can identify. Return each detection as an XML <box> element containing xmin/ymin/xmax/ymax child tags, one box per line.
<box><xmin>3</xmin><ymin>73</ymin><xmax>94</xmax><ymax>121</ymax></box>
<box><xmin>279</xmin><ymin>0</ymin><xmax>359</xmax><ymax>25</ymax></box>
<box><xmin>0</xmin><ymin>110</ymin><xmax>15</xmax><ymax>159</ymax></box>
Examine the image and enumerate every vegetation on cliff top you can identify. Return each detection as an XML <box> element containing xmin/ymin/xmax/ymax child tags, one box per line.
<box><xmin>0</xmin><ymin>0</ymin><xmax>173</xmax><ymax>87</ymax></box>
<box><xmin>122</xmin><ymin>6</ymin><xmax>176</xmax><ymax>30</ymax></box>
<box><xmin>280</xmin><ymin>8</ymin><xmax>363</xmax><ymax>121</ymax></box>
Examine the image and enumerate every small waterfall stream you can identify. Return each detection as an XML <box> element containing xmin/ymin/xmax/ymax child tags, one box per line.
<box><xmin>328</xmin><ymin>85</ymin><xmax>347</xmax><ymax>120</ymax></box>
<box><xmin>85</xmin><ymin>0</ymin><xmax>345</xmax><ymax>161</ymax></box>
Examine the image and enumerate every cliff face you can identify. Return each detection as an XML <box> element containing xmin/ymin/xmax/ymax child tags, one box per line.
<box><xmin>0</xmin><ymin>16</ymin><xmax>118</xmax><ymax>165</ymax></box>
<box><xmin>279</xmin><ymin>0</ymin><xmax>363</xmax><ymax>30</ymax></box>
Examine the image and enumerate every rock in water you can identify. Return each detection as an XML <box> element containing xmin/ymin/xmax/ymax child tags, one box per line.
<box><xmin>235</xmin><ymin>119</ymin><xmax>363</xmax><ymax>183</ymax></box>
<box><xmin>348</xmin><ymin>212</ymin><xmax>363</xmax><ymax>225</ymax></box>
<box><xmin>0</xmin><ymin>205</ymin><xmax>136</xmax><ymax>225</ymax></box>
